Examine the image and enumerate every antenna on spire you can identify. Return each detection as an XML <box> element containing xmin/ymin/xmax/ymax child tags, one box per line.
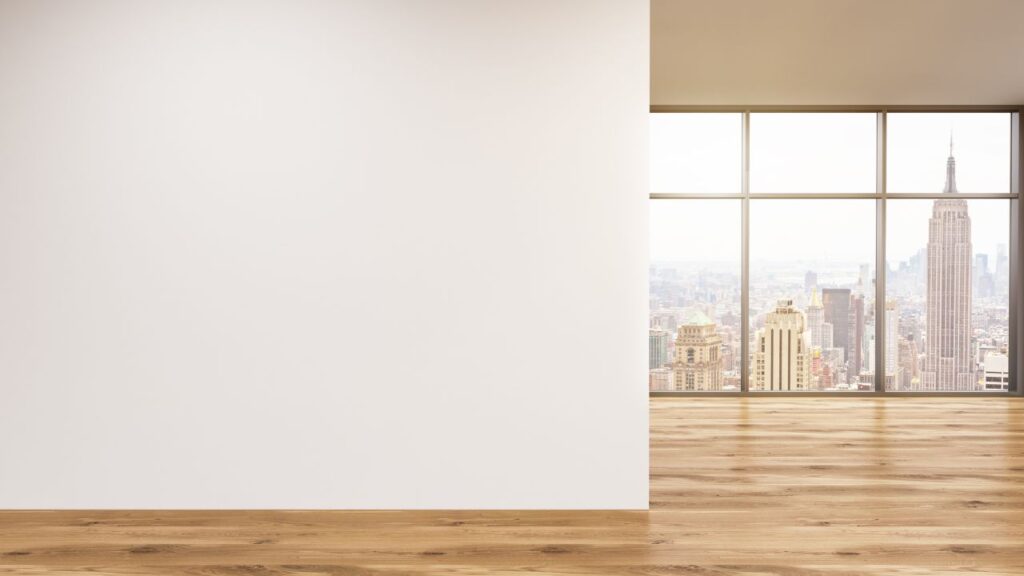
<box><xmin>943</xmin><ymin>131</ymin><xmax>958</xmax><ymax>193</ymax></box>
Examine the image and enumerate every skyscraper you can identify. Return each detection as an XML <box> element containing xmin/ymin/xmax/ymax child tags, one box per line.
<box><xmin>974</xmin><ymin>253</ymin><xmax>995</xmax><ymax>298</ymax></box>
<box><xmin>995</xmin><ymin>243</ymin><xmax>1008</xmax><ymax>295</ymax></box>
<box><xmin>821</xmin><ymin>322</ymin><xmax>834</xmax><ymax>349</ymax></box>
<box><xmin>649</xmin><ymin>328</ymin><xmax>671</xmax><ymax>370</ymax></box>
<box><xmin>822</xmin><ymin>288</ymin><xmax>851</xmax><ymax>362</ymax></box>
<box><xmin>806</xmin><ymin>287</ymin><xmax>824</xmax><ymax>348</ymax></box>
<box><xmin>922</xmin><ymin>140</ymin><xmax>974</xmax><ymax>391</ymax></box>
<box><xmin>673</xmin><ymin>310</ymin><xmax>723</xmax><ymax>391</ymax></box>
<box><xmin>973</xmin><ymin>253</ymin><xmax>988</xmax><ymax>293</ymax></box>
<box><xmin>805</xmin><ymin>270</ymin><xmax>818</xmax><ymax>295</ymax></box>
<box><xmin>752</xmin><ymin>300</ymin><xmax>811</xmax><ymax>391</ymax></box>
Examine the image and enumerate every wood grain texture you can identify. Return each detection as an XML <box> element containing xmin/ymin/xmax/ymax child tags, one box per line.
<box><xmin>2</xmin><ymin>397</ymin><xmax>1024</xmax><ymax>575</ymax></box>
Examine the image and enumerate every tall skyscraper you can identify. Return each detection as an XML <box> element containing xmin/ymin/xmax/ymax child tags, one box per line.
<box><xmin>649</xmin><ymin>328</ymin><xmax>671</xmax><ymax>370</ymax></box>
<box><xmin>806</xmin><ymin>287</ymin><xmax>824</xmax><ymax>348</ymax></box>
<box><xmin>922</xmin><ymin>140</ymin><xmax>974</xmax><ymax>391</ymax></box>
<box><xmin>822</xmin><ymin>288</ymin><xmax>851</xmax><ymax>362</ymax></box>
<box><xmin>672</xmin><ymin>310</ymin><xmax>723</xmax><ymax>391</ymax></box>
<box><xmin>752</xmin><ymin>300</ymin><xmax>811</xmax><ymax>391</ymax></box>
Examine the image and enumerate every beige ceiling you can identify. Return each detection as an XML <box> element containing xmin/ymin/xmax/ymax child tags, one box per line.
<box><xmin>652</xmin><ymin>0</ymin><xmax>1024</xmax><ymax>106</ymax></box>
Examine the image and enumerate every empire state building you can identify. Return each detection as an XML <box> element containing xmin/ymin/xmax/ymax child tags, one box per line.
<box><xmin>921</xmin><ymin>139</ymin><xmax>974</xmax><ymax>391</ymax></box>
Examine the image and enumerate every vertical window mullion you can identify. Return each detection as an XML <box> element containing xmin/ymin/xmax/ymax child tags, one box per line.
<box><xmin>741</xmin><ymin>111</ymin><xmax>751</xmax><ymax>393</ymax></box>
<box><xmin>1011</xmin><ymin>110</ymin><xmax>1021</xmax><ymax>395</ymax></box>
<box><xmin>875</xmin><ymin>111</ymin><xmax>887</xmax><ymax>393</ymax></box>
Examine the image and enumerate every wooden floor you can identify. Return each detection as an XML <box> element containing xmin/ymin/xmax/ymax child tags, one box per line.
<box><xmin>3</xmin><ymin>397</ymin><xmax>1024</xmax><ymax>575</ymax></box>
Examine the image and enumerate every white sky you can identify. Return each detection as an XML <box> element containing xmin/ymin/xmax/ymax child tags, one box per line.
<box><xmin>650</xmin><ymin>113</ymin><xmax>1012</xmax><ymax>265</ymax></box>
<box><xmin>751</xmin><ymin>113</ymin><xmax>875</xmax><ymax>193</ymax></box>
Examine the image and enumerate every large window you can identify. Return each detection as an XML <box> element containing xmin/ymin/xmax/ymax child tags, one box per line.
<box><xmin>650</xmin><ymin>200</ymin><xmax>740</xmax><ymax>391</ymax></box>
<box><xmin>749</xmin><ymin>199</ymin><xmax>875</xmax><ymax>391</ymax></box>
<box><xmin>650</xmin><ymin>110</ymin><xmax>1019</xmax><ymax>394</ymax></box>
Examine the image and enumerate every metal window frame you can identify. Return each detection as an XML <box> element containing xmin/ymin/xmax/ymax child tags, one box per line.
<box><xmin>650</xmin><ymin>106</ymin><xmax>1024</xmax><ymax>397</ymax></box>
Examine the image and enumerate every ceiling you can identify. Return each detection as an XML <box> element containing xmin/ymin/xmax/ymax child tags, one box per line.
<box><xmin>652</xmin><ymin>0</ymin><xmax>1024</xmax><ymax>106</ymax></box>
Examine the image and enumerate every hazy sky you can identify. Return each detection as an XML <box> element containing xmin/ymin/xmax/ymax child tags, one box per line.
<box><xmin>650</xmin><ymin>112</ymin><xmax>1012</xmax><ymax>266</ymax></box>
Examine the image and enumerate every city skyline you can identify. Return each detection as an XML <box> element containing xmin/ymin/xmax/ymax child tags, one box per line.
<box><xmin>650</xmin><ymin>138</ymin><xmax>1010</xmax><ymax>393</ymax></box>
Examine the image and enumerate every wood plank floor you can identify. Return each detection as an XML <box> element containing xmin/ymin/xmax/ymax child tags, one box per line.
<box><xmin>2</xmin><ymin>397</ymin><xmax>1023</xmax><ymax>575</ymax></box>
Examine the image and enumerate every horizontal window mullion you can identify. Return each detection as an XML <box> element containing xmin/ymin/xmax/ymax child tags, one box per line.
<box><xmin>747</xmin><ymin>193</ymin><xmax>880</xmax><ymax>199</ymax></box>
<box><xmin>650</xmin><ymin>193</ymin><xmax>745</xmax><ymax>199</ymax></box>
<box><xmin>651</xmin><ymin>193</ymin><xmax>1020</xmax><ymax>200</ymax></box>
<box><xmin>884</xmin><ymin>192</ymin><xmax>1018</xmax><ymax>199</ymax></box>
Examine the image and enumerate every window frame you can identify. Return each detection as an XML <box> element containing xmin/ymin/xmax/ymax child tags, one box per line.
<box><xmin>649</xmin><ymin>106</ymin><xmax>1023</xmax><ymax>397</ymax></box>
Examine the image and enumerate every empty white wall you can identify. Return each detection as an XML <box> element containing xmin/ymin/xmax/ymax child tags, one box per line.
<box><xmin>0</xmin><ymin>0</ymin><xmax>649</xmax><ymax>508</ymax></box>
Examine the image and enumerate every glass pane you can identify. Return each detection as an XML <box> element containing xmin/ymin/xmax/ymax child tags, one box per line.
<box><xmin>750</xmin><ymin>113</ymin><xmax>876</xmax><ymax>193</ymax></box>
<box><xmin>749</xmin><ymin>200</ymin><xmax>875</xmax><ymax>391</ymax></box>
<box><xmin>885</xmin><ymin>200</ymin><xmax>1009</xmax><ymax>391</ymax></box>
<box><xmin>650</xmin><ymin>113</ymin><xmax>742</xmax><ymax>193</ymax></box>
<box><xmin>650</xmin><ymin>200</ymin><xmax>741</xmax><ymax>391</ymax></box>
<box><xmin>887</xmin><ymin>113</ymin><xmax>1010</xmax><ymax>193</ymax></box>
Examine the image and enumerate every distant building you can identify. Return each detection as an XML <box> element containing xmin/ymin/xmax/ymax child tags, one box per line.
<box><xmin>821</xmin><ymin>321</ymin><xmax>834</xmax><ymax>349</ymax></box>
<box><xmin>898</xmin><ymin>335</ymin><xmax>920</xmax><ymax>390</ymax></box>
<box><xmin>975</xmin><ymin>253</ymin><xmax>994</xmax><ymax>298</ymax></box>
<box><xmin>809</xmin><ymin>348</ymin><xmax>824</xmax><ymax>391</ymax></box>
<box><xmin>885</xmin><ymin>300</ymin><xmax>899</xmax><ymax>383</ymax></box>
<box><xmin>850</xmin><ymin>294</ymin><xmax>865</xmax><ymax>380</ymax></box>
<box><xmin>649</xmin><ymin>328</ymin><xmax>671</xmax><ymax>369</ymax></box>
<box><xmin>822</xmin><ymin>288</ymin><xmax>851</xmax><ymax>365</ymax></box>
<box><xmin>752</xmin><ymin>300</ymin><xmax>811</xmax><ymax>391</ymax></box>
<box><xmin>996</xmin><ymin>243</ymin><xmax>1008</xmax><ymax>295</ymax></box>
<box><xmin>983</xmin><ymin>352</ymin><xmax>1008</xmax><ymax>391</ymax></box>
<box><xmin>805</xmin><ymin>270</ymin><xmax>818</xmax><ymax>294</ymax></box>
<box><xmin>806</xmin><ymin>287</ymin><xmax>824</xmax><ymax>348</ymax></box>
<box><xmin>649</xmin><ymin>368</ymin><xmax>674</xmax><ymax>392</ymax></box>
<box><xmin>973</xmin><ymin>253</ymin><xmax>988</xmax><ymax>291</ymax></box>
<box><xmin>672</xmin><ymin>310</ymin><xmax>723</xmax><ymax>391</ymax></box>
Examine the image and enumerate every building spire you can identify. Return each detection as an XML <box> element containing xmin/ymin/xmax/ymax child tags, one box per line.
<box><xmin>943</xmin><ymin>132</ymin><xmax>957</xmax><ymax>193</ymax></box>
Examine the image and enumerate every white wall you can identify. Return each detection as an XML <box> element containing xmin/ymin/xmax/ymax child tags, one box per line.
<box><xmin>0</xmin><ymin>0</ymin><xmax>649</xmax><ymax>509</ymax></box>
<box><xmin>653</xmin><ymin>0</ymin><xmax>1024</xmax><ymax>105</ymax></box>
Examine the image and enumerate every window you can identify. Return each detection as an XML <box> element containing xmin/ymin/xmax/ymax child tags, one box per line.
<box><xmin>651</xmin><ymin>113</ymin><xmax>742</xmax><ymax>193</ymax></box>
<box><xmin>887</xmin><ymin>113</ymin><xmax>1010</xmax><ymax>193</ymax></box>
<box><xmin>650</xmin><ymin>110</ymin><xmax>1019</xmax><ymax>395</ymax></box>
<box><xmin>750</xmin><ymin>113</ymin><xmax>876</xmax><ymax>193</ymax></box>
<box><xmin>650</xmin><ymin>199</ymin><xmax>740</xmax><ymax>392</ymax></box>
<box><xmin>885</xmin><ymin>200</ymin><xmax>1010</xmax><ymax>392</ymax></box>
<box><xmin>750</xmin><ymin>199</ymin><xmax>875</xmax><ymax>392</ymax></box>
